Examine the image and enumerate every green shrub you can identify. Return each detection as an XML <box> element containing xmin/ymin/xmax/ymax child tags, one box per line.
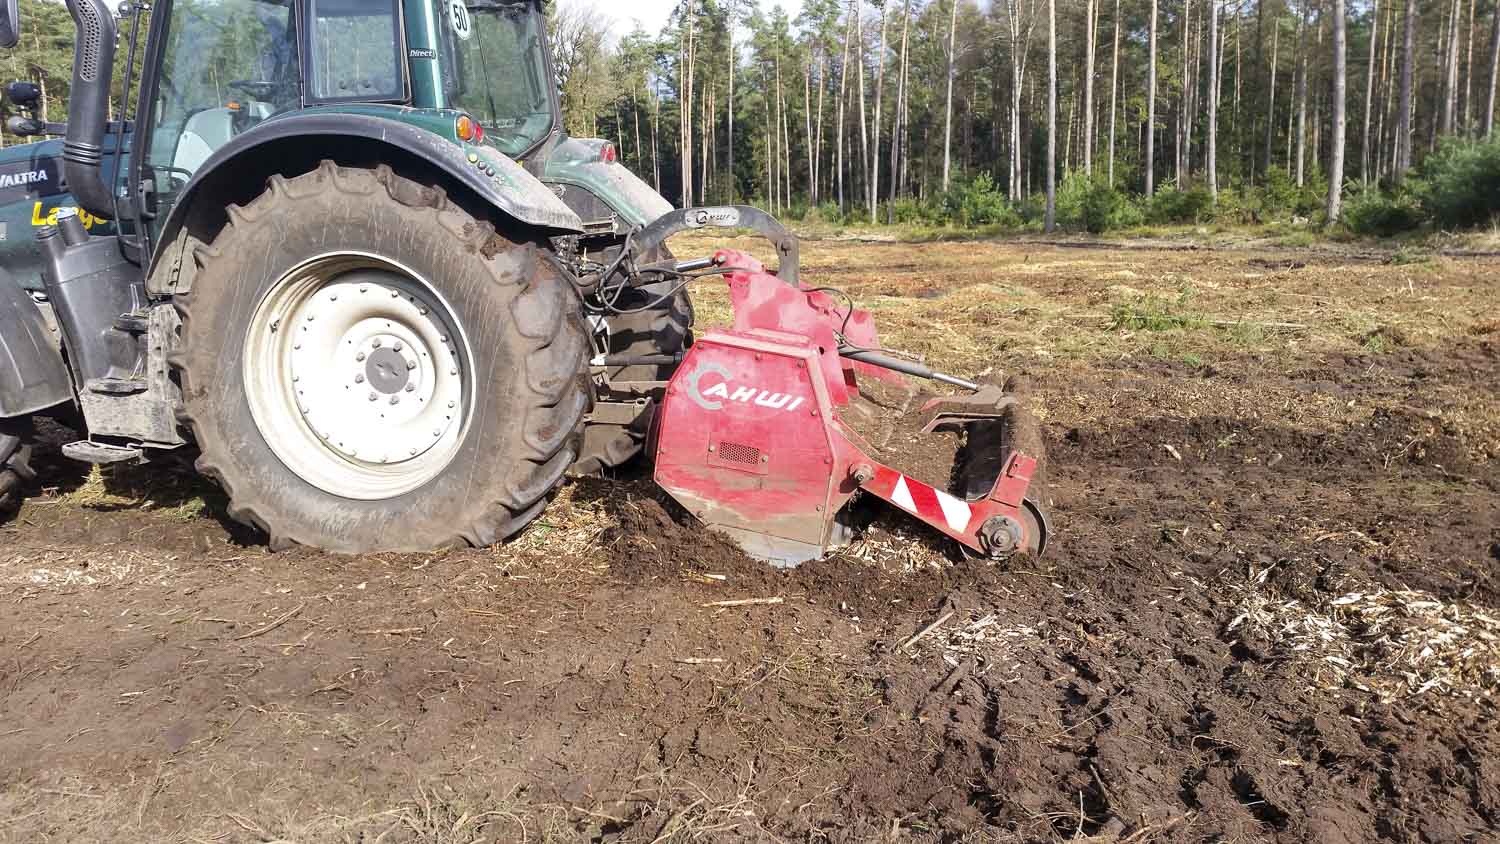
<box><xmin>1411</xmin><ymin>136</ymin><xmax>1500</xmax><ymax>229</ymax></box>
<box><xmin>1256</xmin><ymin>169</ymin><xmax>1328</xmax><ymax>219</ymax></box>
<box><xmin>939</xmin><ymin>174</ymin><xmax>1020</xmax><ymax>227</ymax></box>
<box><xmin>1342</xmin><ymin>188</ymin><xmax>1424</xmax><ymax>236</ymax></box>
<box><xmin>1055</xmin><ymin>173</ymin><xmax>1133</xmax><ymax>234</ymax></box>
<box><xmin>1145</xmin><ymin>186</ymin><xmax>1215</xmax><ymax>224</ymax></box>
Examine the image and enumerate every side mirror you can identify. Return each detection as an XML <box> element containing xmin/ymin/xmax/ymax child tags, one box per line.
<box><xmin>6</xmin><ymin>80</ymin><xmax>39</xmax><ymax>110</ymax></box>
<box><xmin>0</xmin><ymin>0</ymin><xmax>18</xmax><ymax>49</ymax></box>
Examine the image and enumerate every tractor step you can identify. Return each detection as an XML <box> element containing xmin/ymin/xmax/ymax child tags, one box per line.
<box><xmin>61</xmin><ymin>440</ymin><xmax>144</xmax><ymax>465</ymax></box>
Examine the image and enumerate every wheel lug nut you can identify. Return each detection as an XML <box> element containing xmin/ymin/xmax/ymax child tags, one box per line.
<box><xmin>390</xmin><ymin>396</ymin><xmax>400</xmax><ymax>405</ymax></box>
<box><xmin>356</xmin><ymin>352</ymin><xmax>366</xmax><ymax>362</ymax></box>
<box><xmin>359</xmin><ymin>285</ymin><xmax>368</xmax><ymax>293</ymax></box>
<box><xmin>419</xmin><ymin>307</ymin><xmax>429</xmax><ymax>315</ymax></box>
<box><xmin>393</xmin><ymin>341</ymin><xmax>403</xmax><ymax>352</ymax></box>
<box><xmin>391</xmin><ymin>290</ymin><xmax>399</xmax><ymax>298</ymax></box>
<box><xmin>372</xmin><ymin>339</ymin><xmax>382</xmax><ymax>348</ymax></box>
<box><xmin>406</xmin><ymin>360</ymin><xmax>417</xmax><ymax>371</ymax></box>
<box><xmin>405</xmin><ymin>384</ymin><xmax>415</xmax><ymax>393</ymax></box>
<box><xmin>447</xmin><ymin>401</ymin><xmax>456</xmax><ymax>408</ymax></box>
<box><xmin>355</xmin><ymin>374</ymin><xmax>365</xmax><ymax>383</ymax></box>
<box><xmin>306</xmin><ymin>314</ymin><xmax>314</xmax><ymax>321</ymax></box>
<box><xmin>368</xmin><ymin>392</ymin><xmax>378</xmax><ymax>402</ymax></box>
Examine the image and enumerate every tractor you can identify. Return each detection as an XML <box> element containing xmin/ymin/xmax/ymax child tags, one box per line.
<box><xmin>0</xmin><ymin>0</ymin><xmax>1047</xmax><ymax>564</ymax></box>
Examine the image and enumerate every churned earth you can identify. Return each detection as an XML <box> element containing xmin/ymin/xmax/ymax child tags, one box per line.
<box><xmin>1</xmin><ymin>235</ymin><xmax>1497</xmax><ymax>842</ymax></box>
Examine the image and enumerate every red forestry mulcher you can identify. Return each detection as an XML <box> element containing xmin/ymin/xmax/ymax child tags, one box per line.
<box><xmin>596</xmin><ymin>207</ymin><xmax>1049</xmax><ymax>566</ymax></box>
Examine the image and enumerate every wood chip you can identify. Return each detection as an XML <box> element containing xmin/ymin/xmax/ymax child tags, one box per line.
<box><xmin>901</xmin><ymin>610</ymin><xmax>956</xmax><ymax>650</ymax></box>
<box><xmin>233</xmin><ymin>603</ymin><xmax>305</xmax><ymax>641</ymax></box>
<box><xmin>701</xmin><ymin>597</ymin><xmax>784</xmax><ymax>608</ymax></box>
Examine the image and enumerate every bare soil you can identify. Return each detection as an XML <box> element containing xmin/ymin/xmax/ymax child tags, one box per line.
<box><xmin>2</xmin><ymin>239</ymin><xmax>1498</xmax><ymax>842</ymax></box>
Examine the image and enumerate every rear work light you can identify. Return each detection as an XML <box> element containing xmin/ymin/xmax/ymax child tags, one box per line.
<box><xmin>455</xmin><ymin>114</ymin><xmax>484</xmax><ymax>144</ymax></box>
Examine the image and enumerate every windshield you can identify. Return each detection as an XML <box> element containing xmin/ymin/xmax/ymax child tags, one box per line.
<box><xmin>434</xmin><ymin>1</ymin><xmax>556</xmax><ymax>157</ymax></box>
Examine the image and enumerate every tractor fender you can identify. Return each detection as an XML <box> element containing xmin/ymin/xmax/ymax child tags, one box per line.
<box><xmin>0</xmin><ymin>266</ymin><xmax>73</xmax><ymax>418</ymax></box>
<box><xmin>147</xmin><ymin>112</ymin><xmax>584</xmax><ymax>293</ymax></box>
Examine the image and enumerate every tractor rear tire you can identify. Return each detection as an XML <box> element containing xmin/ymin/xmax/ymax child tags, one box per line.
<box><xmin>0</xmin><ymin>416</ymin><xmax>35</xmax><ymax>513</ymax></box>
<box><xmin>172</xmin><ymin>162</ymin><xmax>591</xmax><ymax>553</ymax></box>
<box><xmin>570</xmin><ymin>278</ymin><xmax>693</xmax><ymax>477</ymax></box>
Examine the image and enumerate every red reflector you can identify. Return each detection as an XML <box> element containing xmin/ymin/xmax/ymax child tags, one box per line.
<box><xmin>601</xmin><ymin>143</ymin><xmax>617</xmax><ymax>163</ymax></box>
<box><xmin>455</xmin><ymin>114</ymin><xmax>476</xmax><ymax>141</ymax></box>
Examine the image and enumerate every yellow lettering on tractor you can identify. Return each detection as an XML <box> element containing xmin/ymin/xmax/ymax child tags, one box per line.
<box><xmin>30</xmin><ymin>202</ymin><xmax>108</xmax><ymax>230</ymax></box>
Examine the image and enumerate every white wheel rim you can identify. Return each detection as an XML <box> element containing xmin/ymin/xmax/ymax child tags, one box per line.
<box><xmin>242</xmin><ymin>253</ymin><xmax>474</xmax><ymax>500</ymax></box>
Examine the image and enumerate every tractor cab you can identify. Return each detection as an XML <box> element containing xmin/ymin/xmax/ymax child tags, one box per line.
<box><xmin>137</xmin><ymin>0</ymin><xmax>567</xmax><ymax>226</ymax></box>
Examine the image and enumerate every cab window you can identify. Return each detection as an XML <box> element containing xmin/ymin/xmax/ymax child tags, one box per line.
<box><xmin>306</xmin><ymin>0</ymin><xmax>405</xmax><ymax>102</ymax></box>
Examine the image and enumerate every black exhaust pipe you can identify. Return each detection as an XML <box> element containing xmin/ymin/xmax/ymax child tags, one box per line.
<box><xmin>61</xmin><ymin>0</ymin><xmax>117</xmax><ymax>222</ymax></box>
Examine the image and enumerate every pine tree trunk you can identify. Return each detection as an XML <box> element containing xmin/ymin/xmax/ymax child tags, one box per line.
<box><xmin>1295</xmin><ymin>6</ymin><xmax>1309</xmax><ymax>187</ymax></box>
<box><xmin>943</xmin><ymin>0</ymin><xmax>959</xmax><ymax>190</ymax></box>
<box><xmin>1377</xmin><ymin>0</ymin><xmax>1397</xmax><ymax>177</ymax></box>
<box><xmin>816</xmin><ymin>52</ymin><xmax>827</xmax><ymax>204</ymax></box>
<box><xmin>1363</xmin><ymin>0</ymin><xmax>1382</xmax><ymax>182</ymax></box>
<box><xmin>783</xmin><ymin>53</ymin><xmax>793</xmax><ymax>205</ymax></box>
<box><xmin>1108</xmin><ymin>0</ymin><xmax>1121</xmax><ymax>184</ymax></box>
<box><xmin>1443</xmin><ymin>0</ymin><xmax>1461</xmax><ymax>135</ymax></box>
<box><xmin>701</xmin><ymin>80</ymin><xmax>710</xmax><ymax>205</ymax></box>
<box><xmin>1265</xmin><ymin>17</ymin><xmax>1279</xmax><ymax>175</ymax></box>
<box><xmin>1207</xmin><ymin>0</ymin><xmax>1219</xmax><ymax>201</ymax></box>
<box><xmin>727</xmin><ymin>0</ymin><xmax>737</xmax><ymax>203</ymax></box>
<box><xmin>1396</xmin><ymin>0</ymin><xmax>1417</xmax><ymax>179</ymax></box>
<box><xmin>682</xmin><ymin>4</ymin><xmax>696</xmax><ymax>208</ymax></box>
<box><xmin>805</xmin><ymin>62</ymin><xmax>815</xmax><ymax>201</ymax></box>
<box><xmin>838</xmin><ymin>5</ymin><xmax>852</xmax><ymax>211</ymax></box>
<box><xmin>1328</xmin><ymin>0</ymin><xmax>1347</xmax><ymax>222</ymax></box>
<box><xmin>1464</xmin><ymin>0</ymin><xmax>1476</xmax><ymax>132</ymax></box>
<box><xmin>856</xmin><ymin>3</ymin><xmax>870</xmax><ymax>208</ymax></box>
<box><xmin>1045</xmin><ymin>0</ymin><xmax>1057</xmax><ymax>231</ymax></box>
<box><xmin>1178</xmin><ymin>0</ymin><xmax>1192</xmax><ymax>186</ymax></box>
<box><xmin>1084</xmin><ymin>0</ymin><xmax>1097</xmax><ymax>176</ymax></box>
<box><xmin>871</xmin><ymin>2</ymin><xmax>888</xmax><ymax>221</ymax></box>
<box><xmin>1486</xmin><ymin>0</ymin><xmax>1500</xmax><ymax>138</ymax></box>
<box><xmin>1147</xmin><ymin>0</ymin><xmax>1159</xmax><ymax>195</ymax></box>
<box><xmin>890</xmin><ymin>0</ymin><xmax>911</xmax><ymax>217</ymax></box>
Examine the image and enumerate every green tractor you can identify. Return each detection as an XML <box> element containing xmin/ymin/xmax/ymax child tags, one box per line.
<box><xmin>0</xmin><ymin>0</ymin><xmax>704</xmax><ymax>549</ymax></box>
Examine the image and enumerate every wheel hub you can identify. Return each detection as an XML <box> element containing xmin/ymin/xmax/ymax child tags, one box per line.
<box><xmin>364</xmin><ymin>345</ymin><xmax>412</xmax><ymax>394</ymax></box>
<box><xmin>243</xmin><ymin>259</ymin><xmax>472</xmax><ymax>500</ymax></box>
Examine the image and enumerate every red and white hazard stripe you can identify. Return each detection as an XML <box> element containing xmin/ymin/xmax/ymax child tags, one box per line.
<box><xmin>882</xmin><ymin>470</ymin><xmax>973</xmax><ymax>534</ymax></box>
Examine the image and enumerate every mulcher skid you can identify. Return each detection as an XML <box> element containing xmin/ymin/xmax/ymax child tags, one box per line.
<box><xmin>652</xmin><ymin>249</ymin><xmax>1045</xmax><ymax>567</ymax></box>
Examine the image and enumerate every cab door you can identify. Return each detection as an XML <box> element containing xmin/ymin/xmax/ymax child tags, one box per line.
<box><xmin>131</xmin><ymin>0</ymin><xmax>302</xmax><ymax>243</ymax></box>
